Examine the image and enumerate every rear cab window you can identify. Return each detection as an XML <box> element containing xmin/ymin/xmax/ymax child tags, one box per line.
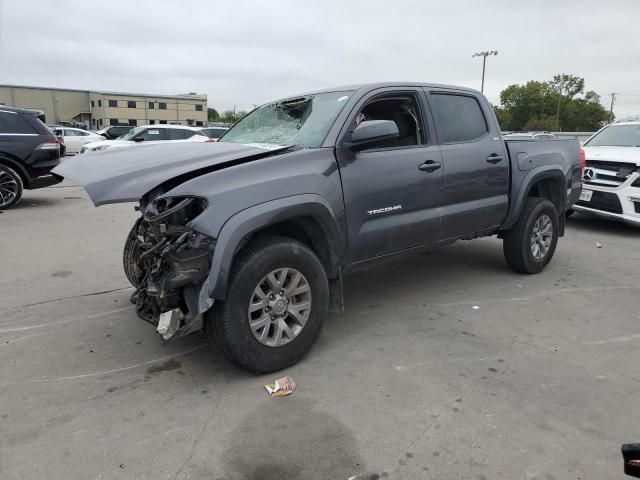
<box><xmin>429</xmin><ymin>93</ymin><xmax>488</xmax><ymax>144</ymax></box>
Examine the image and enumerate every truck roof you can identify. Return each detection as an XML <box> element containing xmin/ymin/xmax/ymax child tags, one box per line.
<box><xmin>293</xmin><ymin>82</ymin><xmax>481</xmax><ymax>97</ymax></box>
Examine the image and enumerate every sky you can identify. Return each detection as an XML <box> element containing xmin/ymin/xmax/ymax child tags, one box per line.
<box><xmin>1</xmin><ymin>0</ymin><xmax>639</xmax><ymax>118</ymax></box>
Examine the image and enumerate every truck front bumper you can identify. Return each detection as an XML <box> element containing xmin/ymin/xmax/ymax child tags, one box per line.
<box><xmin>573</xmin><ymin>174</ymin><xmax>640</xmax><ymax>227</ymax></box>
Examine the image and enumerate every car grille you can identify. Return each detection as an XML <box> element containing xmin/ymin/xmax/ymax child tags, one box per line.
<box><xmin>577</xmin><ymin>190</ymin><xmax>623</xmax><ymax>214</ymax></box>
<box><xmin>583</xmin><ymin>160</ymin><xmax>636</xmax><ymax>187</ymax></box>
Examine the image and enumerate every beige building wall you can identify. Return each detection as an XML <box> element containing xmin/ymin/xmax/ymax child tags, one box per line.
<box><xmin>0</xmin><ymin>85</ymin><xmax>207</xmax><ymax>129</ymax></box>
<box><xmin>0</xmin><ymin>86</ymin><xmax>89</xmax><ymax>125</ymax></box>
<box><xmin>90</xmin><ymin>93</ymin><xmax>207</xmax><ymax>128</ymax></box>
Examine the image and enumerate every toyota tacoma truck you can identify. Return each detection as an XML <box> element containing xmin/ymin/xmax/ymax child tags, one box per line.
<box><xmin>53</xmin><ymin>82</ymin><xmax>583</xmax><ymax>373</ymax></box>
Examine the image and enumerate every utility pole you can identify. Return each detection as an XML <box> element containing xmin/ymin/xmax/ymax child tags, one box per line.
<box><xmin>555</xmin><ymin>89</ymin><xmax>562</xmax><ymax>131</ymax></box>
<box><xmin>472</xmin><ymin>50</ymin><xmax>498</xmax><ymax>94</ymax></box>
<box><xmin>609</xmin><ymin>93</ymin><xmax>617</xmax><ymax>123</ymax></box>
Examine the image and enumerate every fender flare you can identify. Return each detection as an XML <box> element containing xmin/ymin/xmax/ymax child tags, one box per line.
<box><xmin>502</xmin><ymin>166</ymin><xmax>567</xmax><ymax>231</ymax></box>
<box><xmin>197</xmin><ymin>194</ymin><xmax>344</xmax><ymax>309</ymax></box>
<box><xmin>0</xmin><ymin>155</ymin><xmax>30</xmax><ymax>188</ymax></box>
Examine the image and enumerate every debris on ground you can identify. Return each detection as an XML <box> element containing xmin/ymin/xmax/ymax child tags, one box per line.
<box><xmin>472</xmin><ymin>305</ymin><xmax>480</xmax><ymax>310</ymax></box>
<box><xmin>595</xmin><ymin>242</ymin><xmax>603</xmax><ymax>248</ymax></box>
<box><xmin>264</xmin><ymin>376</ymin><xmax>296</xmax><ymax>397</ymax></box>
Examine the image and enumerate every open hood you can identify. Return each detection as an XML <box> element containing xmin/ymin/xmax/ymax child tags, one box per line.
<box><xmin>52</xmin><ymin>142</ymin><xmax>288</xmax><ymax>206</ymax></box>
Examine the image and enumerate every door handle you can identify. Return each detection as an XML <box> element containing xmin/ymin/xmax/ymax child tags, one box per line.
<box><xmin>486</xmin><ymin>154</ymin><xmax>503</xmax><ymax>164</ymax></box>
<box><xmin>418</xmin><ymin>160</ymin><xmax>442</xmax><ymax>172</ymax></box>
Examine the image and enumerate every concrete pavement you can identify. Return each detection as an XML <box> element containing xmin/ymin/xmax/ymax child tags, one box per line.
<box><xmin>1</xmin><ymin>183</ymin><xmax>639</xmax><ymax>479</ymax></box>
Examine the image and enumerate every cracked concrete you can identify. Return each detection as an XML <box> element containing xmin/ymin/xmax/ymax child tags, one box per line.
<box><xmin>1</xmin><ymin>183</ymin><xmax>639</xmax><ymax>479</ymax></box>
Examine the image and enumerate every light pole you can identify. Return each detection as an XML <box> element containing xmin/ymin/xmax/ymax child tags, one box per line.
<box><xmin>472</xmin><ymin>50</ymin><xmax>498</xmax><ymax>94</ymax></box>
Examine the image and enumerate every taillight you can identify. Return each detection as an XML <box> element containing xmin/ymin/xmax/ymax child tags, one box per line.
<box><xmin>37</xmin><ymin>139</ymin><xmax>60</xmax><ymax>150</ymax></box>
<box><xmin>98</xmin><ymin>136</ymin><xmax>106</xmax><ymax>140</ymax></box>
<box><xmin>578</xmin><ymin>147</ymin><xmax>586</xmax><ymax>178</ymax></box>
<box><xmin>205</xmin><ymin>138</ymin><xmax>216</xmax><ymax>143</ymax></box>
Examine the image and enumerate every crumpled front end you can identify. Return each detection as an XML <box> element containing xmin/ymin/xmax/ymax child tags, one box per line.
<box><xmin>129</xmin><ymin>193</ymin><xmax>215</xmax><ymax>341</ymax></box>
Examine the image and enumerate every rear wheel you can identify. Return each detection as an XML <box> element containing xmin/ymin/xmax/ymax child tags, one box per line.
<box><xmin>207</xmin><ymin>236</ymin><xmax>329</xmax><ymax>373</ymax></box>
<box><xmin>503</xmin><ymin>197</ymin><xmax>559</xmax><ymax>274</ymax></box>
<box><xmin>0</xmin><ymin>164</ymin><xmax>23</xmax><ymax>210</ymax></box>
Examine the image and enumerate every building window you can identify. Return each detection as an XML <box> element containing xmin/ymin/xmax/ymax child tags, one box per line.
<box><xmin>196</xmin><ymin>121</ymin><xmax>203</xmax><ymax>126</ymax></box>
<box><xmin>99</xmin><ymin>119</ymin><xmax>103</xmax><ymax>126</ymax></box>
<box><xmin>128</xmin><ymin>101</ymin><xmax>136</xmax><ymax>108</ymax></box>
<box><xmin>108</xmin><ymin>100</ymin><xmax>118</xmax><ymax>107</ymax></box>
<box><xmin>128</xmin><ymin>119</ymin><xmax>137</xmax><ymax>126</ymax></box>
<box><xmin>149</xmin><ymin>120</ymin><xmax>155</xmax><ymax>125</ymax></box>
<box><xmin>98</xmin><ymin>100</ymin><xmax>102</xmax><ymax>107</ymax></box>
<box><xmin>195</xmin><ymin>104</ymin><xmax>203</xmax><ymax>112</ymax></box>
<box><xmin>159</xmin><ymin>120</ymin><xmax>167</xmax><ymax>124</ymax></box>
<box><xmin>159</xmin><ymin>102</ymin><xmax>167</xmax><ymax>110</ymax></box>
<box><xmin>91</xmin><ymin>100</ymin><xmax>95</xmax><ymax>108</ymax></box>
<box><xmin>110</xmin><ymin>118</ymin><xmax>119</xmax><ymax>125</ymax></box>
<box><xmin>149</xmin><ymin>102</ymin><xmax>154</xmax><ymax>109</ymax></box>
<box><xmin>92</xmin><ymin>119</ymin><xmax>96</xmax><ymax>126</ymax></box>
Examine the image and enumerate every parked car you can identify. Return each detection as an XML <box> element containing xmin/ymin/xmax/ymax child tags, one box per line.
<box><xmin>95</xmin><ymin>125</ymin><xmax>133</xmax><ymax>140</ymax></box>
<box><xmin>503</xmin><ymin>132</ymin><xmax>558</xmax><ymax>141</ymax></box>
<box><xmin>569</xmin><ymin>121</ymin><xmax>640</xmax><ymax>226</ymax></box>
<box><xmin>0</xmin><ymin>106</ymin><xmax>62</xmax><ymax>209</ymax></box>
<box><xmin>80</xmin><ymin>125</ymin><xmax>210</xmax><ymax>153</ymax></box>
<box><xmin>199</xmin><ymin>126</ymin><xmax>229</xmax><ymax>140</ymax></box>
<box><xmin>47</xmin><ymin>126</ymin><xmax>66</xmax><ymax>156</ymax></box>
<box><xmin>54</xmin><ymin>82</ymin><xmax>582</xmax><ymax>372</ymax></box>
<box><xmin>50</xmin><ymin>127</ymin><xmax>105</xmax><ymax>155</ymax></box>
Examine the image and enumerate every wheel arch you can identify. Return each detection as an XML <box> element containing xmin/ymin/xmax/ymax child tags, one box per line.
<box><xmin>0</xmin><ymin>155</ymin><xmax>30</xmax><ymax>188</ymax></box>
<box><xmin>502</xmin><ymin>167</ymin><xmax>567</xmax><ymax>235</ymax></box>
<box><xmin>198</xmin><ymin>194</ymin><xmax>345</xmax><ymax>304</ymax></box>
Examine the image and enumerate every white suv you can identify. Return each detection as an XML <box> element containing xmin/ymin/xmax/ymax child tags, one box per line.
<box><xmin>80</xmin><ymin>124</ymin><xmax>209</xmax><ymax>153</ymax></box>
<box><xmin>573</xmin><ymin>121</ymin><xmax>640</xmax><ymax>226</ymax></box>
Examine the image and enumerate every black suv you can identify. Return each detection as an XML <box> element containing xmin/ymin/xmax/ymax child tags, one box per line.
<box><xmin>0</xmin><ymin>106</ymin><xmax>62</xmax><ymax>209</ymax></box>
<box><xmin>95</xmin><ymin>125</ymin><xmax>132</xmax><ymax>140</ymax></box>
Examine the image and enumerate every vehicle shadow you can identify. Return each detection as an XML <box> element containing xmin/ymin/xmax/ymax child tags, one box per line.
<box><xmin>8</xmin><ymin>195</ymin><xmax>66</xmax><ymax>210</ymax></box>
<box><xmin>567</xmin><ymin>211</ymin><xmax>640</xmax><ymax>237</ymax></box>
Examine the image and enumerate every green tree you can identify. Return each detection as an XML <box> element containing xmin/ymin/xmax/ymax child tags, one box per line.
<box><xmin>495</xmin><ymin>74</ymin><xmax>609</xmax><ymax>131</ymax></box>
<box><xmin>207</xmin><ymin>108</ymin><xmax>220</xmax><ymax>122</ymax></box>
<box><xmin>219</xmin><ymin>110</ymin><xmax>248</xmax><ymax>124</ymax></box>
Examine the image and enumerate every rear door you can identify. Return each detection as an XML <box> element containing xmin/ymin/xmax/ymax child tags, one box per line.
<box><xmin>426</xmin><ymin>90</ymin><xmax>509</xmax><ymax>238</ymax></box>
<box><xmin>63</xmin><ymin>129</ymin><xmax>84</xmax><ymax>154</ymax></box>
<box><xmin>336</xmin><ymin>87</ymin><xmax>446</xmax><ymax>263</ymax></box>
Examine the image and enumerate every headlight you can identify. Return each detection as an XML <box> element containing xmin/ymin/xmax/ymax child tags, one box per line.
<box><xmin>143</xmin><ymin>196</ymin><xmax>208</xmax><ymax>225</ymax></box>
<box><xmin>91</xmin><ymin>145</ymin><xmax>111</xmax><ymax>151</ymax></box>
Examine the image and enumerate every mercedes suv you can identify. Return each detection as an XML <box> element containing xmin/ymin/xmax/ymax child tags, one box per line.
<box><xmin>573</xmin><ymin>121</ymin><xmax>640</xmax><ymax>226</ymax></box>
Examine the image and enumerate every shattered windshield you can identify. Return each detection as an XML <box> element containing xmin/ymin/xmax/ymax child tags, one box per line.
<box><xmin>219</xmin><ymin>91</ymin><xmax>352</xmax><ymax>148</ymax></box>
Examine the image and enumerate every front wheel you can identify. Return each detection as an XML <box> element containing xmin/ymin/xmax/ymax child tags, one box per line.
<box><xmin>123</xmin><ymin>219</ymin><xmax>142</xmax><ymax>287</ymax></box>
<box><xmin>207</xmin><ymin>236</ymin><xmax>329</xmax><ymax>373</ymax></box>
<box><xmin>503</xmin><ymin>197</ymin><xmax>559</xmax><ymax>274</ymax></box>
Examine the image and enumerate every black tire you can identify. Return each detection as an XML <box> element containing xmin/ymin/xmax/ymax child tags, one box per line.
<box><xmin>122</xmin><ymin>218</ymin><xmax>142</xmax><ymax>287</ymax></box>
<box><xmin>503</xmin><ymin>197</ymin><xmax>559</xmax><ymax>274</ymax></box>
<box><xmin>0</xmin><ymin>164</ymin><xmax>23</xmax><ymax>210</ymax></box>
<box><xmin>565</xmin><ymin>208</ymin><xmax>574</xmax><ymax>218</ymax></box>
<box><xmin>206</xmin><ymin>236</ymin><xmax>329</xmax><ymax>373</ymax></box>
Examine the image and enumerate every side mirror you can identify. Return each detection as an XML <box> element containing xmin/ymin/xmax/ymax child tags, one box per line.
<box><xmin>133</xmin><ymin>136</ymin><xmax>144</xmax><ymax>142</ymax></box>
<box><xmin>347</xmin><ymin>120</ymin><xmax>399</xmax><ymax>151</ymax></box>
<box><xmin>623</xmin><ymin>444</ymin><xmax>640</xmax><ymax>477</ymax></box>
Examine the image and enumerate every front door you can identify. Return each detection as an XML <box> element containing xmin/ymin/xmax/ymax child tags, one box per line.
<box><xmin>336</xmin><ymin>89</ymin><xmax>445</xmax><ymax>263</ymax></box>
<box><xmin>427</xmin><ymin>90</ymin><xmax>510</xmax><ymax>238</ymax></box>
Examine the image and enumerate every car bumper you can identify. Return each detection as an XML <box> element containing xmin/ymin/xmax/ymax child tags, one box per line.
<box><xmin>28</xmin><ymin>173</ymin><xmax>62</xmax><ymax>189</ymax></box>
<box><xmin>573</xmin><ymin>176</ymin><xmax>640</xmax><ymax>227</ymax></box>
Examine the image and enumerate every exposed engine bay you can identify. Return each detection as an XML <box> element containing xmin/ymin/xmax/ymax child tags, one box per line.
<box><xmin>125</xmin><ymin>189</ymin><xmax>215</xmax><ymax>341</ymax></box>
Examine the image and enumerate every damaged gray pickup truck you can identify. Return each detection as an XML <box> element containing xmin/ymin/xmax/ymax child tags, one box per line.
<box><xmin>54</xmin><ymin>82</ymin><xmax>583</xmax><ymax>373</ymax></box>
